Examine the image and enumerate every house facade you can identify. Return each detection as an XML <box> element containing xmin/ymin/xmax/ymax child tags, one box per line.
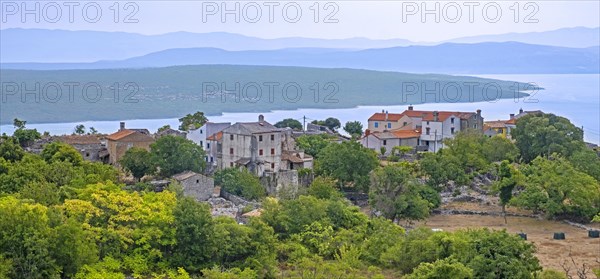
<box><xmin>365</xmin><ymin>106</ymin><xmax>484</xmax><ymax>152</ymax></box>
<box><xmin>172</xmin><ymin>171</ymin><xmax>215</xmax><ymax>201</ymax></box>
<box><xmin>187</xmin><ymin>122</ymin><xmax>231</xmax><ymax>164</ymax></box>
<box><xmin>106</xmin><ymin>124</ymin><xmax>155</xmax><ymax>165</ymax></box>
<box><xmin>361</xmin><ymin>129</ymin><xmax>421</xmax><ymax>155</ymax></box>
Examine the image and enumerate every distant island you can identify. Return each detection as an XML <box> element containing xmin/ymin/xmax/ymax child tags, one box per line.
<box><xmin>0</xmin><ymin>65</ymin><xmax>536</xmax><ymax>125</ymax></box>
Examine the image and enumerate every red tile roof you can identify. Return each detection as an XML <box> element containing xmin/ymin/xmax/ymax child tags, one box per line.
<box><xmin>391</xmin><ymin>129</ymin><xmax>421</xmax><ymax>139</ymax></box>
<box><xmin>368</xmin><ymin>113</ymin><xmax>404</xmax><ymax>121</ymax></box>
<box><xmin>207</xmin><ymin>131</ymin><xmax>223</xmax><ymax>141</ymax></box>
<box><xmin>106</xmin><ymin>129</ymin><xmax>136</xmax><ymax>141</ymax></box>
<box><xmin>369</xmin><ymin>110</ymin><xmax>476</xmax><ymax>123</ymax></box>
<box><xmin>57</xmin><ymin>135</ymin><xmax>102</xmax><ymax>145</ymax></box>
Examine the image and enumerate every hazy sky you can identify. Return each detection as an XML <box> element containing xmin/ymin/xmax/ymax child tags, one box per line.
<box><xmin>1</xmin><ymin>1</ymin><xmax>599</xmax><ymax>41</ymax></box>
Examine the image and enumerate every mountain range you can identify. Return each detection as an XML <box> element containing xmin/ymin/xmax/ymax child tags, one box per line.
<box><xmin>3</xmin><ymin>42</ymin><xmax>598</xmax><ymax>74</ymax></box>
<box><xmin>1</xmin><ymin>27</ymin><xmax>598</xmax><ymax>63</ymax></box>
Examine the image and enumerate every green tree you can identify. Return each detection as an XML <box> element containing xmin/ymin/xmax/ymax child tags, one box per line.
<box><xmin>13</xmin><ymin>118</ymin><xmax>26</xmax><ymax>130</ymax></box>
<box><xmin>74</xmin><ymin>124</ymin><xmax>86</xmax><ymax>135</ymax></box>
<box><xmin>419</xmin><ymin>151</ymin><xmax>468</xmax><ymax>189</ymax></box>
<box><xmin>51</xmin><ymin>218</ymin><xmax>99</xmax><ymax>278</ymax></box>
<box><xmin>512</xmin><ymin>156</ymin><xmax>599</xmax><ymax>222</ymax></box>
<box><xmin>171</xmin><ymin>197</ymin><xmax>216</xmax><ymax>272</ymax></box>
<box><xmin>40</xmin><ymin>142</ymin><xmax>83</xmax><ymax>166</ymax></box>
<box><xmin>307</xmin><ymin>177</ymin><xmax>342</xmax><ymax>200</ymax></box>
<box><xmin>150</xmin><ymin>135</ymin><xmax>206</xmax><ymax>177</ymax></box>
<box><xmin>343</xmin><ymin>121</ymin><xmax>363</xmax><ymax>137</ymax></box>
<box><xmin>157</xmin><ymin>125</ymin><xmax>171</xmax><ymax>133</ymax></box>
<box><xmin>482</xmin><ymin>136</ymin><xmax>519</xmax><ymax>163</ymax></box>
<box><xmin>406</xmin><ymin>258</ymin><xmax>473</xmax><ymax>279</ymax></box>
<box><xmin>494</xmin><ymin>161</ymin><xmax>519</xmax><ymax>224</ymax></box>
<box><xmin>512</xmin><ymin>113</ymin><xmax>585</xmax><ymax>162</ymax></box>
<box><xmin>295</xmin><ymin>134</ymin><xmax>334</xmax><ymax>158</ymax></box>
<box><xmin>317</xmin><ymin>141</ymin><xmax>378</xmax><ymax>191</ymax></box>
<box><xmin>569</xmin><ymin>148</ymin><xmax>600</xmax><ymax>181</ymax></box>
<box><xmin>312</xmin><ymin>117</ymin><xmax>341</xmax><ymax>131</ymax></box>
<box><xmin>275</xmin><ymin>118</ymin><xmax>303</xmax><ymax>130</ymax></box>
<box><xmin>179</xmin><ymin>111</ymin><xmax>208</xmax><ymax>131</ymax></box>
<box><xmin>369</xmin><ymin>165</ymin><xmax>435</xmax><ymax>223</ymax></box>
<box><xmin>120</xmin><ymin>147</ymin><xmax>155</xmax><ymax>181</ymax></box>
<box><xmin>0</xmin><ymin>196</ymin><xmax>60</xmax><ymax>279</ymax></box>
<box><xmin>0</xmin><ymin>137</ymin><xmax>24</xmax><ymax>162</ymax></box>
<box><xmin>13</xmin><ymin>128</ymin><xmax>41</xmax><ymax>147</ymax></box>
<box><xmin>214</xmin><ymin>168</ymin><xmax>265</xmax><ymax>200</ymax></box>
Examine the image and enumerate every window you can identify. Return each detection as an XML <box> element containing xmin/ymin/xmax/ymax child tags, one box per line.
<box><xmin>85</xmin><ymin>152</ymin><xmax>90</xmax><ymax>157</ymax></box>
<box><xmin>271</xmin><ymin>163</ymin><xmax>275</xmax><ymax>169</ymax></box>
<box><xmin>473</xmin><ymin>124</ymin><xmax>478</xmax><ymax>129</ymax></box>
<box><xmin>200</xmin><ymin>129</ymin><xmax>203</xmax><ymax>134</ymax></box>
<box><xmin>451</xmin><ymin>127</ymin><xmax>455</xmax><ymax>134</ymax></box>
<box><xmin>259</xmin><ymin>135</ymin><xmax>263</xmax><ymax>141</ymax></box>
<box><xmin>207</xmin><ymin>143</ymin><xmax>210</xmax><ymax>149</ymax></box>
<box><xmin>230</xmin><ymin>134</ymin><xmax>234</xmax><ymax>140</ymax></box>
<box><xmin>383</xmin><ymin>140</ymin><xmax>387</xmax><ymax>145</ymax></box>
<box><xmin>374</xmin><ymin>122</ymin><xmax>379</xmax><ymax>128</ymax></box>
<box><xmin>270</xmin><ymin>134</ymin><xmax>275</xmax><ymax>141</ymax></box>
<box><xmin>387</xmin><ymin>122</ymin><xmax>391</xmax><ymax>128</ymax></box>
<box><xmin>229</xmin><ymin>148</ymin><xmax>234</xmax><ymax>154</ymax></box>
<box><xmin>259</xmin><ymin>149</ymin><xmax>263</xmax><ymax>156</ymax></box>
<box><xmin>205</xmin><ymin>156</ymin><xmax>208</xmax><ymax>162</ymax></box>
<box><xmin>200</xmin><ymin>140</ymin><xmax>203</xmax><ymax>146</ymax></box>
<box><xmin>426</xmin><ymin>121</ymin><xmax>430</xmax><ymax>125</ymax></box>
<box><xmin>196</xmin><ymin>179</ymin><xmax>199</xmax><ymax>183</ymax></box>
<box><xmin>403</xmin><ymin>122</ymin><xmax>408</xmax><ymax>126</ymax></box>
<box><xmin>210</xmin><ymin>156</ymin><xmax>214</xmax><ymax>163</ymax></box>
<box><xmin>426</xmin><ymin>127</ymin><xmax>430</xmax><ymax>135</ymax></box>
<box><xmin>450</xmin><ymin>118</ymin><xmax>455</xmax><ymax>124</ymax></box>
<box><xmin>230</xmin><ymin>162</ymin><xmax>234</xmax><ymax>167</ymax></box>
<box><xmin>271</xmin><ymin>148</ymin><xmax>275</xmax><ymax>155</ymax></box>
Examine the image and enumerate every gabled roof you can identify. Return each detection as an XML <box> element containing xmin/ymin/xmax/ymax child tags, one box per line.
<box><xmin>484</xmin><ymin>120</ymin><xmax>508</xmax><ymax>128</ymax></box>
<box><xmin>172</xmin><ymin>171</ymin><xmax>200</xmax><ymax>181</ymax></box>
<box><xmin>368</xmin><ymin>113</ymin><xmax>404</xmax><ymax>122</ymax></box>
<box><xmin>106</xmin><ymin>129</ymin><xmax>136</xmax><ymax>141</ymax></box>
<box><xmin>223</xmin><ymin>121</ymin><xmax>280</xmax><ymax>135</ymax></box>
<box><xmin>365</xmin><ymin>129</ymin><xmax>421</xmax><ymax>140</ymax></box>
<box><xmin>369</xmin><ymin>109</ymin><xmax>477</xmax><ymax>123</ymax></box>
<box><xmin>56</xmin><ymin>135</ymin><xmax>103</xmax><ymax>145</ymax></box>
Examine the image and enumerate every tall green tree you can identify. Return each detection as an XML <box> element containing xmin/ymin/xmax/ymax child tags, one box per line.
<box><xmin>74</xmin><ymin>124</ymin><xmax>86</xmax><ymax>135</ymax></box>
<box><xmin>179</xmin><ymin>111</ymin><xmax>208</xmax><ymax>131</ymax></box>
<box><xmin>316</xmin><ymin>141</ymin><xmax>378</xmax><ymax>191</ymax></box>
<box><xmin>0</xmin><ymin>137</ymin><xmax>24</xmax><ymax>162</ymax></box>
<box><xmin>274</xmin><ymin>119</ymin><xmax>303</xmax><ymax>130</ymax></box>
<box><xmin>171</xmin><ymin>197</ymin><xmax>216</xmax><ymax>272</ymax></box>
<box><xmin>512</xmin><ymin>113</ymin><xmax>585</xmax><ymax>162</ymax></box>
<box><xmin>369</xmin><ymin>165</ymin><xmax>436</xmax><ymax>223</ymax></box>
<box><xmin>150</xmin><ymin>136</ymin><xmax>206</xmax><ymax>177</ymax></box>
<box><xmin>120</xmin><ymin>147</ymin><xmax>155</xmax><ymax>181</ymax></box>
<box><xmin>343</xmin><ymin>121</ymin><xmax>363</xmax><ymax>137</ymax></box>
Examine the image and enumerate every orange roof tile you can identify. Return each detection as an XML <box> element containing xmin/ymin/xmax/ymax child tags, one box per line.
<box><xmin>391</xmin><ymin>129</ymin><xmax>421</xmax><ymax>139</ymax></box>
<box><xmin>207</xmin><ymin>131</ymin><xmax>223</xmax><ymax>141</ymax></box>
<box><xmin>368</xmin><ymin>113</ymin><xmax>404</xmax><ymax>121</ymax></box>
<box><xmin>106</xmin><ymin>129</ymin><xmax>136</xmax><ymax>141</ymax></box>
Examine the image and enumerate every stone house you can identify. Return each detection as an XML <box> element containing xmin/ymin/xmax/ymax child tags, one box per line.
<box><xmin>360</xmin><ymin>129</ymin><xmax>421</xmax><ymax>155</ymax></box>
<box><xmin>55</xmin><ymin>135</ymin><xmax>108</xmax><ymax>162</ymax></box>
<box><xmin>106</xmin><ymin>123</ymin><xmax>155</xmax><ymax>165</ymax></box>
<box><xmin>172</xmin><ymin>171</ymin><xmax>215</xmax><ymax>201</ymax></box>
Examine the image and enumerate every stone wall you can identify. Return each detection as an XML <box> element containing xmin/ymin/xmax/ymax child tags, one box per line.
<box><xmin>179</xmin><ymin>174</ymin><xmax>214</xmax><ymax>201</ymax></box>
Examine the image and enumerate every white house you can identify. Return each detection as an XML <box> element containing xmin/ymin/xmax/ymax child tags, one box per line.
<box><xmin>187</xmin><ymin>122</ymin><xmax>231</xmax><ymax>164</ymax></box>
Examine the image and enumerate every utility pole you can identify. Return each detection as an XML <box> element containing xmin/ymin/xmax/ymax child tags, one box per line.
<box><xmin>434</xmin><ymin>130</ymin><xmax>437</xmax><ymax>152</ymax></box>
<box><xmin>303</xmin><ymin>116</ymin><xmax>306</xmax><ymax>133</ymax></box>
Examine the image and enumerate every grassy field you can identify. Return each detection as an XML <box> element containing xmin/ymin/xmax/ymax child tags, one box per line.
<box><xmin>0</xmin><ymin>65</ymin><xmax>534</xmax><ymax>124</ymax></box>
<box><xmin>416</xmin><ymin>203</ymin><xmax>600</xmax><ymax>278</ymax></box>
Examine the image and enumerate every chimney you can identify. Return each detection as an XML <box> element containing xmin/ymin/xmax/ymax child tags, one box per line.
<box><xmin>476</xmin><ymin>109</ymin><xmax>481</xmax><ymax>117</ymax></box>
<box><xmin>519</xmin><ymin>108</ymin><xmax>523</xmax><ymax>114</ymax></box>
<box><xmin>258</xmin><ymin>114</ymin><xmax>264</xmax><ymax>122</ymax></box>
<box><xmin>510</xmin><ymin>113</ymin><xmax>515</xmax><ymax>119</ymax></box>
<box><xmin>385</xmin><ymin>110</ymin><xmax>389</xmax><ymax>121</ymax></box>
<box><xmin>408</xmin><ymin>105</ymin><xmax>413</xmax><ymax>111</ymax></box>
<box><xmin>433</xmin><ymin>111</ymin><xmax>439</xmax><ymax>122</ymax></box>
<box><xmin>119</xmin><ymin>122</ymin><xmax>125</xmax><ymax>130</ymax></box>
<box><xmin>365</xmin><ymin>129</ymin><xmax>371</xmax><ymax>136</ymax></box>
<box><xmin>381</xmin><ymin>109</ymin><xmax>385</xmax><ymax>113</ymax></box>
